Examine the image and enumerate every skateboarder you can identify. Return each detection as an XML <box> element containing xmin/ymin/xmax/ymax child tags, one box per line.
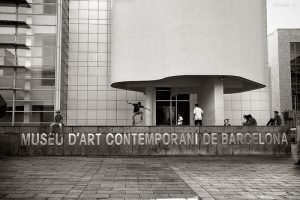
<box><xmin>127</xmin><ymin>101</ymin><xmax>149</xmax><ymax>125</ymax></box>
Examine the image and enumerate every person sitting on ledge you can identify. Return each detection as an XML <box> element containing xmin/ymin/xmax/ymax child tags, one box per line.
<box><xmin>49</xmin><ymin>110</ymin><xmax>63</xmax><ymax>136</ymax></box>
<box><xmin>224</xmin><ymin>119</ymin><xmax>231</xmax><ymax>126</ymax></box>
<box><xmin>267</xmin><ymin>111</ymin><xmax>282</xmax><ymax>126</ymax></box>
<box><xmin>243</xmin><ymin>114</ymin><xmax>257</xmax><ymax>126</ymax></box>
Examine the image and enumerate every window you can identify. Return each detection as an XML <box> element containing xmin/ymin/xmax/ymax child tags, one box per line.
<box><xmin>290</xmin><ymin>42</ymin><xmax>300</xmax><ymax>110</ymax></box>
<box><xmin>156</xmin><ymin>88</ymin><xmax>190</xmax><ymax>125</ymax></box>
<box><xmin>42</xmin><ymin>69</ymin><xmax>55</xmax><ymax>86</ymax></box>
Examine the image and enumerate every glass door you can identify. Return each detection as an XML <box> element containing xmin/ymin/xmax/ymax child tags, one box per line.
<box><xmin>156</xmin><ymin>88</ymin><xmax>190</xmax><ymax>125</ymax></box>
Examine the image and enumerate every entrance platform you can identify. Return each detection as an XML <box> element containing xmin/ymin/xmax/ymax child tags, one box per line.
<box><xmin>0</xmin><ymin>126</ymin><xmax>291</xmax><ymax>156</ymax></box>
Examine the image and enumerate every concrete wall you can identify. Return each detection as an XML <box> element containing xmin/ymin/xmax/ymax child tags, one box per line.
<box><xmin>0</xmin><ymin>126</ymin><xmax>291</xmax><ymax>156</ymax></box>
<box><xmin>224</xmin><ymin>87</ymin><xmax>272</xmax><ymax>126</ymax></box>
<box><xmin>111</xmin><ymin>0</ymin><xmax>267</xmax><ymax>92</ymax></box>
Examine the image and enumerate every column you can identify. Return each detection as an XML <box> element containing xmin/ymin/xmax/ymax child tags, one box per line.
<box><xmin>145</xmin><ymin>87</ymin><xmax>154</xmax><ymax>126</ymax></box>
<box><xmin>197</xmin><ymin>78</ymin><xmax>224</xmax><ymax>125</ymax></box>
<box><xmin>214</xmin><ymin>79</ymin><xmax>225</xmax><ymax>125</ymax></box>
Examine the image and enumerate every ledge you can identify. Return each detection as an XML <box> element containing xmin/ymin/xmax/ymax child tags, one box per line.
<box><xmin>0</xmin><ymin>126</ymin><xmax>292</xmax><ymax>134</ymax></box>
<box><xmin>0</xmin><ymin>126</ymin><xmax>292</xmax><ymax>156</ymax></box>
<box><xmin>0</xmin><ymin>0</ymin><xmax>31</xmax><ymax>8</ymax></box>
<box><xmin>0</xmin><ymin>43</ymin><xmax>30</xmax><ymax>49</ymax></box>
<box><xmin>0</xmin><ymin>20</ymin><xmax>30</xmax><ymax>28</ymax></box>
<box><xmin>0</xmin><ymin>65</ymin><xmax>26</xmax><ymax>68</ymax></box>
<box><xmin>0</xmin><ymin>87</ymin><xmax>26</xmax><ymax>90</ymax></box>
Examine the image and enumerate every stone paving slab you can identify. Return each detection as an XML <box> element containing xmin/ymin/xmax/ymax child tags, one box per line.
<box><xmin>0</xmin><ymin>154</ymin><xmax>299</xmax><ymax>200</ymax></box>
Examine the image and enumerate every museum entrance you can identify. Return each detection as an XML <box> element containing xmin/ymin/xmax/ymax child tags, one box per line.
<box><xmin>156</xmin><ymin>88</ymin><xmax>190</xmax><ymax>125</ymax></box>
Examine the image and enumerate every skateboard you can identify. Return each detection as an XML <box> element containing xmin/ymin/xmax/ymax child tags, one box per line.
<box><xmin>132</xmin><ymin>120</ymin><xmax>143</xmax><ymax>126</ymax></box>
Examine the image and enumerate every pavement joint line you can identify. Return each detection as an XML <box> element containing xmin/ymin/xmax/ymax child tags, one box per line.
<box><xmin>170</xmin><ymin>166</ymin><xmax>208</xmax><ymax>199</ymax></box>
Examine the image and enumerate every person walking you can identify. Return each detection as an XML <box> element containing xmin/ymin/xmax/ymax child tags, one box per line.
<box><xmin>127</xmin><ymin>101</ymin><xmax>149</xmax><ymax>125</ymax></box>
<box><xmin>193</xmin><ymin>104</ymin><xmax>204</xmax><ymax>126</ymax></box>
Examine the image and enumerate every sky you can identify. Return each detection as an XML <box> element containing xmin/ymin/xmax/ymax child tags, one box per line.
<box><xmin>267</xmin><ymin>0</ymin><xmax>300</xmax><ymax>34</ymax></box>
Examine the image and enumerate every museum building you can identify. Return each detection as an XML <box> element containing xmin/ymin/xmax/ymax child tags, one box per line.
<box><xmin>1</xmin><ymin>0</ymin><xmax>298</xmax><ymax>127</ymax></box>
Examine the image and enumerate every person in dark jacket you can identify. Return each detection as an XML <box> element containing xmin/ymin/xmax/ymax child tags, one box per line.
<box><xmin>127</xmin><ymin>101</ymin><xmax>150</xmax><ymax>125</ymax></box>
<box><xmin>0</xmin><ymin>94</ymin><xmax>7</xmax><ymax>118</ymax></box>
<box><xmin>243</xmin><ymin>114</ymin><xmax>257</xmax><ymax>126</ymax></box>
<box><xmin>267</xmin><ymin>111</ymin><xmax>282</xmax><ymax>126</ymax></box>
<box><xmin>49</xmin><ymin>110</ymin><xmax>63</xmax><ymax>135</ymax></box>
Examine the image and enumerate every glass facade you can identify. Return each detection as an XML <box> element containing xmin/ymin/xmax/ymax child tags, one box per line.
<box><xmin>0</xmin><ymin>0</ymin><xmax>66</xmax><ymax>125</ymax></box>
<box><xmin>291</xmin><ymin>42</ymin><xmax>300</xmax><ymax>111</ymax></box>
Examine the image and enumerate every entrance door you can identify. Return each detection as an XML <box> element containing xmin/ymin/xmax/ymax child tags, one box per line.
<box><xmin>156</xmin><ymin>88</ymin><xmax>190</xmax><ymax>125</ymax></box>
<box><xmin>177</xmin><ymin>101</ymin><xmax>190</xmax><ymax>125</ymax></box>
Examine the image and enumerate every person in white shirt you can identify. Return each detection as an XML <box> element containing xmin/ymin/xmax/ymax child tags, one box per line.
<box><xmin>193</xmin><ymin>104</ymin><xmax>204</xmax><ymax>126</ymax></box>
<box><xmin>177</xmin><ymin>114</ymin><xmax>183</xmax><ymax>125</ymax></box>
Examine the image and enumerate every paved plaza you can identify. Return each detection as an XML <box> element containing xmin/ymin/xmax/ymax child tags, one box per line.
<box><xmin>0</xmin><ymin>152</ymin><xmax>299</xmax><ymax>200</ymax></box>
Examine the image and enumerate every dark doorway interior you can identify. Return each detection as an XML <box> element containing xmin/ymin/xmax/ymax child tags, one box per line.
<box><xmin>156</xmin><ymin>88</ymin><xmax>190</xmax><ymax>125</ymax></box>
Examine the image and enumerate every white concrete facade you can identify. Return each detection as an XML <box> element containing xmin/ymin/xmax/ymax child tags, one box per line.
<box><xmin>111</xmin><ymin>0</ymin><xmax>267</xmax><ymax>125</ymax></box>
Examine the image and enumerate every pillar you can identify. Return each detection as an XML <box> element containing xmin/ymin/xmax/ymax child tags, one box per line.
<box><xmin>197</xmin><ymin>78</ymin><xmax>224</xmax><ymax>125</ymax></box>
<box><xmin>145</xmin><ymin>87</ymin><xmax>154</xmax><ymax>126</ymax></box>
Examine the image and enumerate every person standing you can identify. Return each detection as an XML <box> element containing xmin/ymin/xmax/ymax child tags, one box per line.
<box><xmin>193</xmin><ymin>104</ymin><xmax>204</xmax><ymax>126</ymax></box>
<box><xmin>177</xmin><ymin>114</ymin><xmax>183</xmax><ymax>125</ymax></box>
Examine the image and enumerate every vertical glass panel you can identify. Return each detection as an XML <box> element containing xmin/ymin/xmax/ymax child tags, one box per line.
<box><xmin>291</xmin><ymin>42</ymin><xmax>300</xmax><ymax>111</ymax></box>
<box><xmin>30</xmin><ymin>112</ymin><xmax>54</xmax><ymax>123</ymax></box>
<box><xmin>156</xmin><ymin>101</ymin><xmax>171</xmax><ymax>126</ymax></box>
<box><xmin>177</xmin><ymin>101</ymin><xmax>190</xmax><ymax>125</ymax></box>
